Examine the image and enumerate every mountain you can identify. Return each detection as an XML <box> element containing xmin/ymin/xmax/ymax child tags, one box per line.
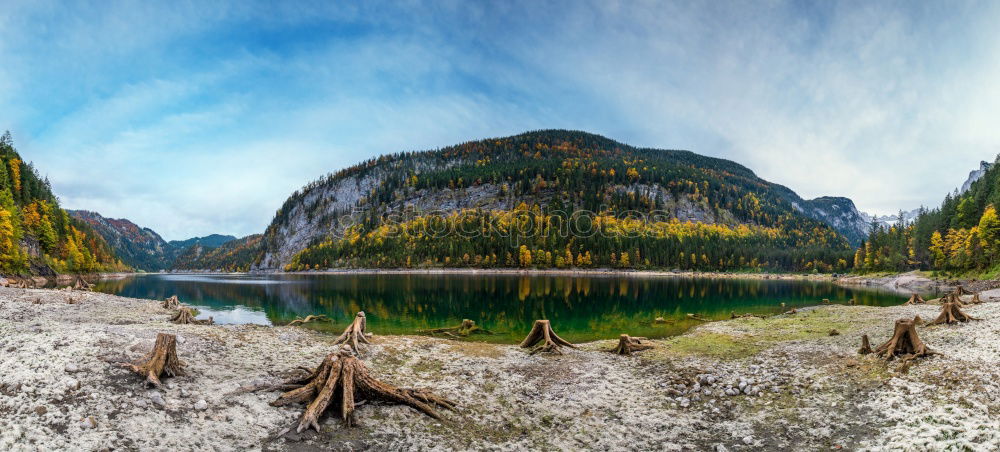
<box><xmin>68</xmin><ymin>210</ymin><xmax>173</xmax><ymax>271</ymax></box>
<box><xmin>68</xmin><ymin>210</ymin><xmax>237</xmax><ymax>271</ymax></box>
<box><xmin>0</xmin><ymin>132</ymin><xmax>128</xmax><ymax>275</ymax></box>
<box><xmin>961</xmin><ymin>160</ymin><xmax>994</xmax><ymax>194</ymax></box>
<box><xmin>252</xmin><ymin>130</ymin><xmax>859</xmax><ymax>272</ymax></box>
<box><xmin>171</xmin><ymin>234</ymin><xmax>263</xmax><ymax>271</ymax></box>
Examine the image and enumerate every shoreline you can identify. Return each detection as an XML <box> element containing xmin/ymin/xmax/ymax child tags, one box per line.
<box><xmin>3</xmin><ymin>286</ymin><xmax>1000</xmax><ymax>449</ymax></box>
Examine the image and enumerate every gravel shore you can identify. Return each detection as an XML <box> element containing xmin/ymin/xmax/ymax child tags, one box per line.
<box><xmin>2</xmin><ymin>286</ymin><xmax>1000</xmax><ymax>451</ymax></box>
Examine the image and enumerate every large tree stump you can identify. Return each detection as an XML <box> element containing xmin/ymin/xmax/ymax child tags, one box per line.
<box><xmin>271</xmin><ymin>347</ymin><xmax>455</xmax><ymax>432</ymax></box>
<box><xmin>858</xmin><ymin>334</ymin><xmax>872</xmax><ymax>355</ymax></box>
<box><xmin>162</xmin><ymin>295</ymin><xmax>179</xmax><ymax>309</ymax></box>
<box><xmin>288</xmin><ymin>315</ymin><xmax>330</xmax><ymax>326</ymax></box>
<box><xmin>519</xmin><ymin>319</ymin><xmax>574</xmax><ymax>354</ymax></box>
<box><xmin>124</xmin><ymin>333</ymin><xmax>186</xmax><ymax>387</ymax></box>
<box><xmin>927</xmin><ymin>302</ymin><xmax>978</xmax><ymax>325</ymax></box>
<box><xmin>419</xmin><ymin>319</ymin><xmax>493</xmax><ymax>338</ymax></box>
<box><xmin>171</xmin><ymin>307</ymin><xmax>214</xmax><ymax>325</ymax></box>
<box><xmin>873</xmin><ymin>319</ymin><xmax>936</xmax><ymax>361</ymax></box>
<box><xmin>333</xmin><ymin>311</ymin><xmax>371</xmax><ymax>352</ymax></box>
<box><xmin>903</xmin><ymin>293</ymin><xmax>926</xmax><ymax>305</ymax></box>
<box><xmin>612</xmin><ymin>334</ymin><xmax>654</xmax><ymax>355</ymax></box>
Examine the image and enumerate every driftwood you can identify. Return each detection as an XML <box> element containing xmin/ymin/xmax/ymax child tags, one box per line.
<box><xmin>858</xmin><ymin>334</ymin><xmax>872</xmax><ymax>355</ymax></box>
<box><xmin>519</xmin><ymin>320</ymin><xmax>575</xmax><ymax>354</ymax></box>
<box><xmin>332</xmin><ymin>312</ymin><xmax>371</xmax><ymax>352</ymax></box>
<box><xmin>170</xmin><ymin>307</ymin><xmax>214</xmax><ymax>325</ymax></box>
<box><xmin>288</xmin><ymin>315</ymin><xmax>331</xmax><ymax>326</ymax></box>
<box><xmin>419</xmin><ymin>319</ymin><xmax>493</xmax><ymax>338</ymax></box>
<box><xmin>612</xmin><ymin>334</ymin><xmax>654</xmax><ymax>355</ymax></box>
<box><xmin>873</xmin><ymin>319</ymin><xmax>937</xmax><ymax>361</ymax></box>
<box><xmin>270</xmin><ymin>347</ymin><xmax>455</xmax><ymax>433</ymax></box>
<box><xmin>903</xmin><ymin>294</ymin><xmax>926</xmax><ymax>305</ymax></box>
<box><xmin>162</xmin><ymin>295</ymin><xmax>179</xmax><ymax>309</ymax></box>
<box><xmin>123</xmin><ymin>333</ymin><xmax>185</xmax><ymax>387</ymax></box>
<box><xmin>927</xmin><ymin>301</ymin><xmax>978</xmax><ymax>325</ymax></box>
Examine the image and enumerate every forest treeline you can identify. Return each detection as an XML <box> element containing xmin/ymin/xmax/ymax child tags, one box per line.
<box><xmin>0</xmin><ymin>132</ymin><xmax>128</xmax><ymax>274</ymax></box>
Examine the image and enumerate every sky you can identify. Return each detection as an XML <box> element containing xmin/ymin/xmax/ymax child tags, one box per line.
<box><xmin>1</xmin><ymin>1</ymin><xmax>999</xmax><ymax>240</ymax></box>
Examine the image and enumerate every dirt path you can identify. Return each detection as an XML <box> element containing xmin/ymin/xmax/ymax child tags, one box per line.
<box><xmin>2</xmin><ymin>287</ymin><xmax>999</xmax><ymax>450</ymax></box>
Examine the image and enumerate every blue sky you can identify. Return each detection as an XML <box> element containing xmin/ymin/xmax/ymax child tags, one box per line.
<box><xmin>1</xmin><ymin>1</ymin><xmax>999</xmax><ymax>240</ymax></box>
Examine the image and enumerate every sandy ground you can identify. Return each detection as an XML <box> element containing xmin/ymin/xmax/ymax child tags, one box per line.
<box><xmin>3</xmin><ymin>287</ymin><xmax>1000</xmax><ymax>451</ymax></box>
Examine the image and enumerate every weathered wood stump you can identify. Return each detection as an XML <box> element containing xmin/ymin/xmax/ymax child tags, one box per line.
<box><xmin>955</xmin><ymin>286</ymin><xmax>973</xmax><ymax>296</ymax></box>
<box><xmin>333</xmin><ymin>311</ymin><xmax>371</xmax><ymax>352</ymax></box>
<box><xmin>171</xmin><ymin>307</ymin><xmax>214</xmax><ymax>325</ymax></box>
<box><xmin>970</xmin><ymin>292</ymin><xmax>983</xmax><ymax>304</ymax></box>
<box><xmin>288</xmin><ymin>315</ymin><xmax>330</xmax><ymax>326</ymax></box>
<box><xmin>162</xmin><ymin>295</ymin><xmax>179</xmax><ymax>309</ymax></box>
<box><xmin>873</xmin><ymin>319</ymin><xmax>936</xmax><ymax>361</ymax></box>
<box><xmin>124</xmin><ymin>333</ymin><xmax>186</xmax><ymax>387</ymax></box>
<box><xmin>858</xmin><ymin>334</ymin><xmax>872</xmax><ymax>355</ymax></box>
<box><xmin>420</xmin><ymin>319</ymin><xmax>493</xmax><ymax>338</ymax></box>
<box><xmin>903</xmin><ymin>293</ymin><xmax>926</xmax><ymax>305</ymax></box>
<box><xmin>927</xmin><ymin>302</ymin><xmax>978</xmax><ymax>325</ymax></box>
<box><xmin>612</xmin><ymin>334</ymin><xmax>653</xmax><ymax>355</ymax></box>
<box><xmin>520</xmin><ymin>319</ymin><xmax>575</xmax><ymax>354</ymax></box>
<box><xmin>270</xmin><ymin>347</ymin><xmax>455</xmax><ymax>432</ymax></box>
<box><xmin>73</xmin><ymin>276</ymin><xmax>92</xmax><ymax>291</ymax></box>
<box><xmin>686</xmin><ymin>313</ymin><xmax>709</xmax><ymax>321</ymax></box>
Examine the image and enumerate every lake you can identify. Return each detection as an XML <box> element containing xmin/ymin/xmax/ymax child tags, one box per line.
<box><xmin>93</xmin><ymin>273</ymin><xmax>909</xmax><ymax>343</ymax></box>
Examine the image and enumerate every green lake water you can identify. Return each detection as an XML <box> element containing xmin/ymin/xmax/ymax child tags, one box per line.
<box><xmin>93</xmin><ymin>273</ymin><xmax>909</xmax><ymax>344</ymax></box>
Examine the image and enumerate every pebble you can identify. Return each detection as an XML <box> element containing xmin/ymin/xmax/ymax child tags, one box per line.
<box><xmin>194</xmin><ymin>400</ymin><xmax>208</xmax><ymax>411</ymax></box>
<box><xmin>176</xmin><ymin>335</ymin><xmax>186</xmax><ymax>344</ymax></box>
<box><xmin>80</xmin><ymin>417</ymin><xmax>97</xmax><ymax>429</ymax></box>
<box><xmin>34</xmin><ymin>406</ymin><xmax>47</xmax><ymax>415</ymax></box>
<box><xmin>64</xmin><ymin>378</ymin><xmax>80</xmax><ymax>391</ymax></box>
<box><xmin>714</xmin><ymin>445</ymin><xmax>729</xmax><ymax>452</ymax></box>
<box><xmin>149</xmin><ymin>392</ymin><xmax>166</xmax><ymax>408</ymax></box>
<box><xmin>742</xmin><ymin>435</ymin><xmax>754</xmax><ymax>445</ymax></box>
<box><xmin>64</xmin><ymin>363</ymin><xmax>79</xmax><ymax>373</ymax></box>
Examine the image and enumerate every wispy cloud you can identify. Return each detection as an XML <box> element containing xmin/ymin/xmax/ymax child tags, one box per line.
<box><xmin>1</xmin><ymin>0</ymin><xmax>998</xmax><ymax>239</ymax></box>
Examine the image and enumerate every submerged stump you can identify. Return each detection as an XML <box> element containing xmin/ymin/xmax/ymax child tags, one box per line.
<box><xmin>171</xmin><ymin>307</ymin><xmax>214</xmax><ymax>325</ymax></box>
<box><xmin>124</xmin><ymin>333</ymin><xmax>186</xmax><ymax>387</ymax></box>
<box><xmin>612</xmin><ymin>334</ymin><xmax>654</xmax><ymax>355</ymax></box>
<box><xmin>270</xmin><ymin>347</ymin><xmax>455</xmax><ymax>433</ymax></box>
<box><xmin>288</xmin><ymin>315</ymin><xmax>330</xmax><ymax>326</ymax></box>
<box><xmin>873</xmin><ymin>318</ymin><xmax>937</xmax><ymax>361</ymax></box>
<box><xmin>927</xmin><ymin>302</ymin><xmax>978</xmax><ymax>325</ymax></box>
<box><xmin>520</xmin><ymin>319</ymin><xmax>574</xmax><ymax>355</ymax></box>
<box><xmin>420</xmin><ymin>319</ymin><xmax>493</xmax><ymax>338</ymax></box>
<box><xmin>333</xmin><ymin>311</ymin><xmax>371</xmax><ymax>352</ymax></box>
<box><xmin>162</xmin><ymin>295</ymin><xmax>180</xmax><ymax>310</ymax></box>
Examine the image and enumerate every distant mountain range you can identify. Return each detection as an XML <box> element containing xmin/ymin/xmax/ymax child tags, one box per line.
<box><xmin>67</xmin><ymin>210</ymin><xmax>237</xmax><ymax>271</ymax></box>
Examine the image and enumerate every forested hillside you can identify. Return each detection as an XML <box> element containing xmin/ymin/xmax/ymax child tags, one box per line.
<box><xmin>858</xmin><ymin>154</ymin><xmax>1000</xmax><ymax>274</ymax></box>
<box><xmin>258</xmin><ymin>130</ymin><xmax>856</xmax><ymax>272</ymax></box>
<box><xmin>0</xmin><ymin>132</ymin><xmax>128</xmax><ymax>275</ymax></box>
<box><xmin>171</xmin><ymin>234</ymin><xmax>263</xmax><ymax>271</ymax></box>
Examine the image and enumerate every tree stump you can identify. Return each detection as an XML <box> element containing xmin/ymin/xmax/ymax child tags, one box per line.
<box><xmin>171</xmin><ymin>307</ymin><xmax>214</xmax><ymax>325</ymax></box>
<box><xmin>419</xmin><ymin>319</ymin><xmax>493</xmax><ymax>338</ymax></box>
<box><xmin>73</xmin><ymin>276</ymin><xmax>92</xmax><ymax>291</ymax></box>
<box><xmin>970</xmin><ymin>292</ymin><xmax>983</xmax><ymax>304</ymax></box>
<box><xmin>848</xmin><ymin>298</ymin><xmax>856</xmax><ymax>305</ymax></box>
<box><xmin>333</xmin><ymin>311</ymin><xmax>371</xmax><ymax>352</ymax></box>
<box><xmin>519</xmin><ymin>319</ymin><xmax>574</xmax><ymax>354</ymax></box>
<box><xmin>288</xmin><ymin>315</ymin><xmax>331</xmax><ymax>326</ymax></box>
<box><xmin>162</xmin><ymin>295</ymin><xmax>179</xmax><ymax>310</ymax></box>
<box><xmin>927</xmin><ymin>302</ymin><xmax>978</xmax><ymax>325</ymax></box>
<box><xmin>612</xmin><ymin>334</ymin><xmax>653</xmax><ymax>355</ymax></box>
<box><xmin>873</xmin><ymin>319</ymin><xmax>936</xmax><ymax>361</ymax></box>
<box><xmin>955</xmin><ymin>286</ymin><xmax>973</xmax><ymax>296</ymax></box>
<box><xmin>903</xmin><ymin>293</ymin><xmax>926</xmax><ymax>305</ymax></box>
<box><xmin>124</xmin><ymin>333</ymin><xmax>185</xmax><ymax>387</ymax></box>
<box><xmin>821</xmin><ymin>298</ymin><xmax>831</xmax><ymax>304</ymax></box>
<box><xmin>858</xmin><ymin>334</ymin><xmax>872</xmax><ymax>355</ymax></box>
<box><xmin>270</xmin><ymin>347</ymin><xmax>455</xmax><ymax>432</ymax></box>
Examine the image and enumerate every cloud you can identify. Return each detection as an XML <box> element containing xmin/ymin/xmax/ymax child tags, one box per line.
<box><xmin>2</xmin><ymin>0</ymin><xmax>1000</xmax><ymax>240</ymax></box>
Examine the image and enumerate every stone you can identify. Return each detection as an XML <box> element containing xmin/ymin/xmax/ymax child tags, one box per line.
<box><xmin>64</xmin><ymin>378</ymin><xmax>80</xmax><ymax>391</ymax></box>
<box><xmin>194</xmin><ymin>399</ymin><xmax>208</xmax><ymax>411</ymax></box>
<box><xmin>80</xmin><ymin>416</ymin><xmax>97</xmax><ymax>429</ymax></box>
<box><xmin>149</xmin><ymin>392</ymin><xmax>166</xmax><ymax>408</ymax></box>
<box><xmin>34</xmin><ymin>406</ymin><xmax>47</xmax><ymax>415</ymax></box>
<box><xmin>64</xmin><ymin>363</ymin><xmax>79</xmax><ymax>373</ymax></box>
<box><xmin>742</xmin><ymin>436</ymin><xmax>754</xmax><ymax>445</ymax></box>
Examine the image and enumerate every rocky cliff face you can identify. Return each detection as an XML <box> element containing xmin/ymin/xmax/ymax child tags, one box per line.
<box><xmin>793</xmin><ymin>197</ymin><xmax>870</xmax><ymax>246</ymax></box>
<box><xmin>961</xmin><ymin>160</ymin><xmax>994</xmax><ymax>194</ymax></box>
<box><xmin>68</xmin><ymin>210</ymin><xmax>173</xmax><ymax>271</ymax></box>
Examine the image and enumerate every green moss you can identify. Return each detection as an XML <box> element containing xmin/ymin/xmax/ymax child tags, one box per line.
<box><xmin>660</xmin><ymin>332</ymin><xmax>764</xmax><ymax>359</ymax></box>
<box><xmin>411</xmin><ymin>358</ymin><xmax>445</xmax><ymax>375</ymax></box>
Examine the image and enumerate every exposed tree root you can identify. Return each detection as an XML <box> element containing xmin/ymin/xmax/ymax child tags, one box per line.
<box><xmin>288</xmin><ymin>315</ymin><xmax>331</xmax><ymax>326</ymax></box>
<box><xmin>611</xmin><ymin>334</ymin><xmax>654</xmax><ymax>355</ymax></box>
<box><xmin>419</xmin><ymin>319</ymin><xmax>494</xmax><ymax>338</ymax></box>
<box><xmin>170</xmin><ymin>307</ymin><xmax>214</xmax><ymax>325</ymax></box>
<box><xmin>858</xmin><ymin>334</ymin><xmax>872</xmax><ymax>355</ymax></box>
<box><xmin>270</xmin><ymin>347</ymin><xmax>455</xmax><ymax>432</ymax></box>
<box><xmin>903</xmin><ymin>293</ymin><xmax>926</xmax><ymax>305</ymax></box>
<box><xmin>519</xmin><ymin>319</ymin><xmax>575</xmax><ymax>354</ymax></box>
<box><xmin>873</xmin><ymin>318</ymin><xmax>937</xmax><ymax>361</ymax></box>
<box><xmin>123</xmin><ymin>333</ymin><xmax>186</xmax><ymax>387</ymax></box>
<box><xmin>955</xmin><ymin>286</ymin><xmax>974</xmax><ymax>296</ymax></box>
<box><xmin>913</xmin><ymin>315</ymin><xmax>925</xmax><ymax>326</ymax></box>
<box><xmin>927</xmin><ymin>301</ymin><xmax>979</xmax><ymax>325</ymax></box>
<box><xmin>162</xmin><ymin>295</ymin><xmax>179</xmax><ymax>309</ymax></box>
<box><xmin>333</xmin><ymin>312</ymin><xmax>371</xmax><ymax>352</ymax></box>
<box><xmin>73</xmin><ymin>276</ymin><xmax>92</xmax><ymax>291</ymax></box>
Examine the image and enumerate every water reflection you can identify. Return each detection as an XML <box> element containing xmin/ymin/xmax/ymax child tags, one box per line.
<box><xmin>94</xmin><ymin>273</ymin><xmax>907</xmax><ymax>343</ymax></box>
